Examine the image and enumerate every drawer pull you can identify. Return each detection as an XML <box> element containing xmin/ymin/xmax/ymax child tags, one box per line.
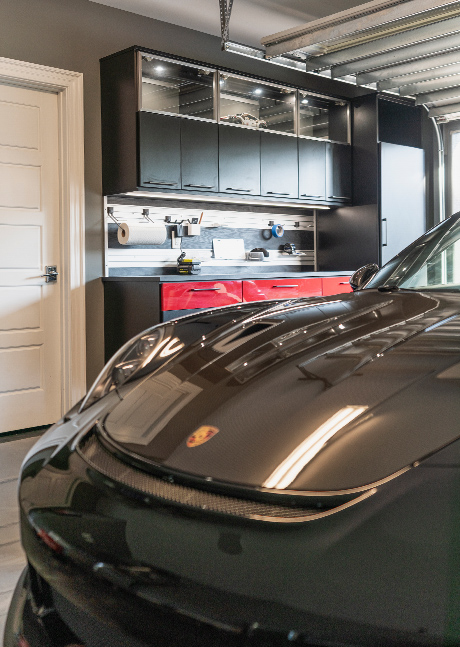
<box><xmin>226</xmin><ymin>187</ymin><xmax>251</xmax><ymax>192</ymax></box>
<box><xmin>301</xmin><ymin>194</ymin><xmax>322</xmax><ymax>198</ymax></box>
<box><xmin>272</xmin><ymin>284</ymin><xmax>298</xmax><ymax>288</ymax></box>
<box><xmin>339</xmin><ymin>281</ymin><xmax>349</xmax><ymax>285</ymax></box>
<box><xmin>184</xmin><ymin>184</ymin><xmax>215</xmax><ymax>189</ymax></box>
<box><xmin>266</xmin><ymin>191</ymin><xmax>290</xmax><ymax>196</ymax></box>
<box><xmin>190</xmin><ymin>288</ymin><xmax>220</xmax><ymax>292</ymax></box>
<box><xmin>145</xmin><ymin>180</ymin><xmax>177</xmax><ymax>186</ymax></box>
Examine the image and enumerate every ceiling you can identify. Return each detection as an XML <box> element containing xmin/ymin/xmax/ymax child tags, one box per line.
<box><xmin>89</xmin><ymin>0</ymin><xmax>371</xmax><ymax>48</ymax></box>
<box><xmin>91</xmin><ymin>0</ymin><xmax>460</xmax><ymax>121</ymax></box>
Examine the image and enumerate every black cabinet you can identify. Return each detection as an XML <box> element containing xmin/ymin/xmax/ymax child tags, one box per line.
<box><xmin>101</xmin><ymin>47</ymin><xmax>353</xmax><ymax>205</ymax></box>
<box><xmin>219</xmin><ymin>125</ymin><xmax>261</xmax><ymax>196</ymax></box>
<box><xmin>139</xmin><ymin>112</ymin><xmax>181</xmax><ymax>189</ymax></box>
<box><xmin>326</xmin><ymin>143</ymin><xmax>352</xmax><ymax>203</ymax></box>
<box><xmin>298</xmin><ymin>139</ymin><xmax>326</xmax><ymax>200</ymax></box>
<box><xmin>181</xmin><ymin>119</ymin><xmax>218</xmax><ymax>192</ymax></box>
<box><xmin>260</xmin><ymin>132</ymin><xmax>298</xmax><ymax>199</ymax></box>
<box><xmin>103</xmin><ymin>279</ymin><xmax>161</xmax><ymax>362</ymax></box>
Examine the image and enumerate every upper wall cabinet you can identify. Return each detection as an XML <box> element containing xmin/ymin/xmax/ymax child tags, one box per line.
<box><xmin>181</xmin><ymin>119</ymin><xmax>218</xmax><ymax>192</ymax></box>
<box><xmin>219</xmin><ymin>126</ymin><xmax>260</xmax><ymax>195</ymax></box>
<box><xmin>219</xmin><ymin>74</ymin><xmax>296</xmax><ymax>135</ymax></box>
<box><xmin>141</xmin><ymin>56</ymin><xmax>214</xmax><ymax>120</ymax></box>
<box><xmin>100</xmin><ymin>47</ymin><xmax>352</xmax><ymax>204</ymax></box>
<box><xmin>139</xmin><ymin>112</ymin><xmax>181</xmax><ymax>189</ymax></box>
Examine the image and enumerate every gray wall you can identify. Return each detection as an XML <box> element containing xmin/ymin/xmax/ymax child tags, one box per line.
<box><xmin>0</xmin><ymin>0</ymin><xmax>362</xmax><ymax>386</ymax></box>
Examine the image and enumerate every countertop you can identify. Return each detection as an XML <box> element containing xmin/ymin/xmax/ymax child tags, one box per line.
<box><xmin>102</xmin><ymin>271</ymin><xmax>354</xmax><ymax>282</ymax></box>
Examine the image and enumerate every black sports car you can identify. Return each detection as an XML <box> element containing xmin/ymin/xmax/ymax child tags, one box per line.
<box><xmin>6</xmin><ymin>213</ymin><xmax>460</xmax><ymax>647</ymax></box>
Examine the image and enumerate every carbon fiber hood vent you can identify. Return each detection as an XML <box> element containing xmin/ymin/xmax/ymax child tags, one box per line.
<box><xmin>77</xmin><ymin>431</ymin><xmax>375</xmax><ymax>523</ymax></box>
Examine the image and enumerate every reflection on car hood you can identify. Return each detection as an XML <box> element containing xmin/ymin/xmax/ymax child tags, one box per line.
<box><xmin>103</xmin><ymin>290</ymin><xmax>460</xmax><ymax>493</ymax></box>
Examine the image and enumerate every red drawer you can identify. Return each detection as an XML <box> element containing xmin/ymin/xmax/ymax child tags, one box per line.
<box><xmin>161</xmin><ymin>281</ymin><xmax>243</xmax><ymax>311</ymax></box>
<box><xmin>243</xmin><ymin>278</ymin><xmax>322</xmax><ymax>302</ymax></box>
<box><xmin>322</xmin><ymin>276</ymin><xmax>352</xmax><ymax>296</ymax></box>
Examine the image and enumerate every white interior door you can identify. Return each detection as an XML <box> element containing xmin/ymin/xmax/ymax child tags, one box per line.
<box><xmin>0</xmin><ymin>84</ymin><xmax>62</xmax><ymax>433</ymax></box>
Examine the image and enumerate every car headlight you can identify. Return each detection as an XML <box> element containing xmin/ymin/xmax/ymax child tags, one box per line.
<box><xmin>80</xmin><ymin>324</ymin><xmax>184</xmax><ymax>411</ymax></box>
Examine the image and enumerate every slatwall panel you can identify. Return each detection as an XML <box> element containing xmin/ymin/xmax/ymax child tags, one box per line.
<box><xmin>105</xmin><ymin>200</ymin><xmax>316</xmax><ymax>275</ymax></box>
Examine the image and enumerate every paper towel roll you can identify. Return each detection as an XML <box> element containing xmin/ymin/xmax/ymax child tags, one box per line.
<box><xmin>118</xmin><ymin>223</ymin><xmax>167</xmax><ymax>245</ymax></box>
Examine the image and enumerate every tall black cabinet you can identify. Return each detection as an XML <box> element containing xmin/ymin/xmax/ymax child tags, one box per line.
<box><xmin>317</xmin><ymin>94</ymin><xmax>426</xmax><ymax>272</ymax></box>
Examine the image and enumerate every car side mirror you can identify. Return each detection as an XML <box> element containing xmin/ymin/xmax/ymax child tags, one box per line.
<box><xmin>349</xmin><ymin>264</ymin><xmax>379</xmax><ymax>291</ymax></box>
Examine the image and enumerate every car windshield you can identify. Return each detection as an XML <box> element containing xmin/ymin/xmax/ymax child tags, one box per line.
<box><xmin>366</xmin><ymin>212</ymin><xmax>460</xmax><ymax>291</ymax></box>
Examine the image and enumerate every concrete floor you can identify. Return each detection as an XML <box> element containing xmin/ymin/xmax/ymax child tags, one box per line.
<box><xmin>0</xmin><ymin>433</ymin><xmax>41</xmax><ymax>640</ymax></box>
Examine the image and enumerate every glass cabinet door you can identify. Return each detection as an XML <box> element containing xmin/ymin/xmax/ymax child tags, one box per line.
<box><xmin>218</xmin><ymin>73</ymin><xmax>296</xmax><ymax>134</ymax></box>
<box><xmin>298</xmin><ymin>92</ymin><xmax>349</xmax><ymax>143</ymax></box>
<box><xmin>298</xmin><ymin>93</ymin><xmax>330</xmax><ymax>140</ymax></box>
<box><xmin>141</xmin><ymin>54</ymin><xmax>215</xmax><ymax>120</ymax></box>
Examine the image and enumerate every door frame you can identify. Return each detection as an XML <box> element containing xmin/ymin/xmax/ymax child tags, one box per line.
<box><xmin>0</xmin><ymin>56</ymin><xmax>86</xmax><ymax>414</ymax></box>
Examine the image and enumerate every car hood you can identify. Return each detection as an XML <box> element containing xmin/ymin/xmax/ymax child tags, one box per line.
<box><xmin>102</xmin><ymin>289</ymin><xmax>460</xmax><ymax>493</ymax></box>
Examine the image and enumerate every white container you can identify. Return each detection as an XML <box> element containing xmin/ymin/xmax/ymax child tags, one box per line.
<box><xmin>186</xmin><ymin>223</ymin><xmax>201</xmax><ymax>236</ymax></box>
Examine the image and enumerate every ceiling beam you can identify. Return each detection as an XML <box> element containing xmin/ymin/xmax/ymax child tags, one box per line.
<box><xmin>428</xmin><ymin>102</ymin><xmax>460</xmax><ymax>116</ymax></box>
<box><xmin>306</xmin><ymin>14</ymin><xmax>460</xmax><ymax>72</ymax></box>
<box><xmin>377</xmin><ymin>61</ymin><xmax>460</xmax><ymax>89</ymax></box>
<box><xmin>355</xmin><ymin>47</ymin><xmax>460</xmax><ymax>84</ymax></box>
<box><xmin>263</xmin><ymin>0</ymin><xmax>458</xmax><ymax>58</ymax></box>
<box><xmin>399</xmin><ymin>71</ymin><xmax>460</xmax><ymax>95</ymax></box>
<box><xmin>415</xmin><ymin>85</ymin><xmax>460</xmax><ymax>105</ymax></box>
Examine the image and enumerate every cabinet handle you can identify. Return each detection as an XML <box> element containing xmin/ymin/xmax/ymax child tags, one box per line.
<box><xmin>145</xmin><ymin>180</ymin><xmax>177</xmax><ymax>186</ymax></box>
<box><xmin>184</xmin><ymin>184</ymin><xmax>215</xmax><ymax>189</ymax></box>
<box><xmin>328</xmin><ymin>195</ymin><xmax>350</xmax><ymax>200</ymax></box>
<box><xmin>339</xmin><ymin>281</ymin><xmax>349</xmax><ymax>285</ymax></box>
<box><xmin>266</xmin><ymin>191</ymin><xmax>290</xmax><ymax>196</ymax></box>
<box><xmin>272</xmin><ymin>284</ymin><xmax>298</xmax><ymax>288</ymax></box>
<box><xmin>382</xmin><ymin>218</ymin><xmax>388</xmax><ymax>247</ymax></box>
<box><xmin>301</xmin><ymin>194</ymin><xmax>322</xmax><ymax>198</ymax></box>
<box><xmin>190</xmin><ymin>288</ymin><xmax>220</xmax><ymax>291</ymax></box>
<box><xmin>226</xmin><ymin>187</ymin><xmax>251</xmax><ymax>192</ymax></box>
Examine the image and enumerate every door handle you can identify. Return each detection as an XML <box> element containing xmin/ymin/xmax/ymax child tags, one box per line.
<box><xmin>226</xmin><ymin>188</ymin><xmax>251</xmax><ymax>192</ymax></box>
<box><xmin>41</xmin><ymin>266</ymin><xmax>58</xmax><ymax>283</ymax></box>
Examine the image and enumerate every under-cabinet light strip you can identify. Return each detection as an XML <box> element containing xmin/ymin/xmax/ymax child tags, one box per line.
<box><xmin>123</xmin><ymin>191</ymin><xmax>331</xmax><ymax>210</ymax></box>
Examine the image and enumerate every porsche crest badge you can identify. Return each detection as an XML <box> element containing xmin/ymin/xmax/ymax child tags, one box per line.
<box><xmin>186</xmin><ymin>425</ymin><xmax>219</xmax><ymax>448</ymax></box>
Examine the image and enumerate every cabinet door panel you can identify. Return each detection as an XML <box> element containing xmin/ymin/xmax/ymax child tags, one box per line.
<box><xmin>181</xmin><ymin>120</ymin><xmax>218</xmax><ymax>192</ymax></box>
<box><xmin>322</xmin><ymin>276</ymin><xmax>352</xmax><ymax>296</ymax></box>
<box><xmin>326</xmin><ymin>143</ymin><xmax>352</xmax><ymax>202</ymax></box>
<box><xmin>139</xmin><ymin>112</ymin><xmax>181</xmax><ymax>189</ymax></box>
<box><xmin>261</xmin><ymin>132</ymin><xmax>298</xmax><ymax>199</ymax></box>
<box><xmin>162</xmin><ymin>281</ymin><xmax>243</xmax><ymax>311</ymax></box>
<box><xmin>219</xmin><ymin>125</ymin><xmax>260</xmax><ymax>195</ymax></box>
<box><xmin>298</xmin><ymin>139</ymin><xmax>326</xmax><ymax>200</ymax></box>
<box><xmin>243</xmin><ymin>278</ymin><xmax>322</xmax><ymax>302</ymax></box>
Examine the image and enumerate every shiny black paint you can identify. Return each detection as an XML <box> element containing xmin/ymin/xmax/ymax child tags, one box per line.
<box><xmin>9</xmin><ymin>430</ymin><xmax>460</xmax><ymax>646</ymax></box>
<box><xmin>102</xmin><ymin>290</ymin><xmax>460</xmax><ymax>493</ymax></box>
<box><xmin>7</xmin><ymin>216</ymin><xmax>460</xmax><ymax>646</ymax></box>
